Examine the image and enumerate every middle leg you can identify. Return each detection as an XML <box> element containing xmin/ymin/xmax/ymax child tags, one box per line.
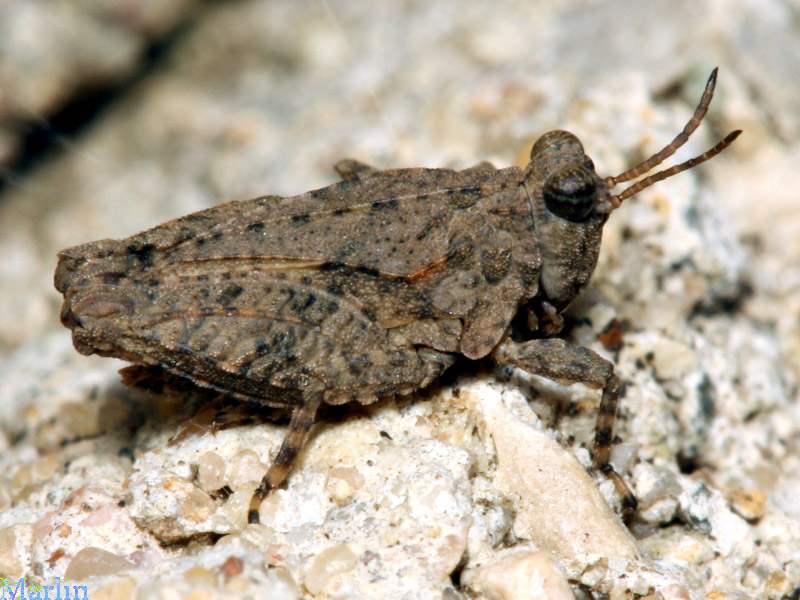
<box><xmin>248</xmin><ymin>391</ymin><xmax>323</xmax><ymax>523</ymax></box>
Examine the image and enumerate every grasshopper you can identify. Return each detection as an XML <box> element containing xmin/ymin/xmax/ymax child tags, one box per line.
<box><xmin>55</xmin><ymin>69</ymin><xmax>739</xmax><ymax>524</ymax></box>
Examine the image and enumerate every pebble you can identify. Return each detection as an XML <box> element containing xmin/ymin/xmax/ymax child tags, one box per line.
<box><xmin>127</xmin><ymin>470</ymin><xmax>219</xmax><ymax>541</ymax></box>
<box><xmin>0</xmin><ymin>524</ymin><xmax>32</xmax><ymax>578</ymax></box>
<box><xmin>727</xmin><ymin>489</ymin><xmax>767</xmax><ymax>522</ymax></box>
<box><xmin>472</xmin><ymin>550</ymin><xmax>575</xmax><ymax>600</ymax></box>
<box><xmin>227</xmin><ymin>449</ymin><xmax>266</xmax><ymax>490</ymax></box>
<box><xmin>468</xmin><ymin>384</ymin><xmax>638</xmax><ymax>566</ymax></box>
<box><xmin>64</xmin><ymin>547</ymin><xmax>134</xmax><ymax>579</ymax></box>
<box><xmin>304</xmin><ymin>545</ymin><xmax>359</xmax><ymax>595</ymax></box>
<box><xmin>196</xmin><ymin>451</ymin><xmax>227</xmax><ymax>491</ymax></box>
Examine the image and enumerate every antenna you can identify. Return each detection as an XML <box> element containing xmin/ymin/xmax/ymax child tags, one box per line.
<box><xmin>604</xmin><ymin>68</ymin><xmax>741</xmax><ymax>205</ymax></box>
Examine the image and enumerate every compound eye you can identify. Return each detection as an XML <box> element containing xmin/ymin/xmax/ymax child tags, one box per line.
<box><xmin>542</xmin><ymin>165</ymin><xmax>597</xmax><ymax>222</ymax></box>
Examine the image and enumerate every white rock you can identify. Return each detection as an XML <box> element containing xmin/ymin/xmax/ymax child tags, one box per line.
<box><xmin>471</xmin><ymin>550</ymin><xmax>575</xmax><ymax>600</ymax></box>
<box><xmin>462</xmin><ymin>384</ymin><xmax>638</xmax><ymax>570</ymax></box>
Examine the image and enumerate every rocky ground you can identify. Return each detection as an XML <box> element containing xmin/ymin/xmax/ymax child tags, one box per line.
<box><xmin>1</xmin><ymin>1</ymin><xmax>799</xmax><ymax>599</ymax></box>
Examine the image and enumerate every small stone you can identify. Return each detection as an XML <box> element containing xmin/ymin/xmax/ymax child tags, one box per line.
<box><xmin>184</xmin><ymin>566</ymin><xmax>217</xmax><ymax>586</ymax></box>
<box><xmin>127</xmin><ymin>470</ymin><xmax>218</xmax><ymax>541</ymax></box>
<box><xmin>629</xmin><ymin>334</ymin><xmax>694</xmax><ymax>380</ymax></box>
<box><xmin>223</xmin><ymin>576</ymin><xmax>250</xmax><ymax>594</ymax></box>
<box><xmin>239</xmin><ymin>523</ymin><xmax>277</xmax><ymax>549</ymax></box>
<box><xmin>579</xmin><ymin>562</ymin><xmax>606</xmax><ymax>588</ymax></box>
<box><xmin>268</xmin><ymin>567</ymin><xmax>301</xmax><ymax>599</ymax></box>
<box><xmin>33</xmin><ymin>453</ymin><xmax>60</xmax><ymax>481</ymax></box>
<box><xmin>10</xmin><ymin>464</ymin><xmax>33</xmax><ymax>499</ymax></box>
<box><xmin>222</xmin><ymin>485</ymin><xmax>258</xmax><ymax>531</ymax></box>
<box><xmin>470</xmin><ymin>386</ymin><xmax>638</xmax><ymax>563</ymax></box>
<box><xmin>0</xmin><ymin>525</ymin><xmax>33</xmax><ymax>578</ymax></box>
<box><xmin>327</xmin><ymin>466</ymin><xmax>365</xmax><ymax>490</ymax></box>
<box><xmin>227</xmin><ymin>449</ymin><xmax>265</xmax><ymax>490</ymax></box>
<box><xmin>91</xmin><ymin>578</ymin><xmax>137</xmax><ymax>600</ymax></box>
<box><xmin>639</xmin><ymin>497</ymin><xmax>679</xmax><ymax>525</ymax></box>
<box><xmin>221</xmin><ymin>555</ymin><xmax>244</xmax><ymax>578</ymax></box>
<box><xmin>633</xmin><ymin>463</ymin><xmax>682</xmax><ymax>508</ymax></box>
<box><xmin>60</xmin><ymin>402</ymin><xmax>102</xmax><ymax>439</ymax></box>
<box><xmin>196</xmin><ymin>451</ymin><xmax>227</xmax><ymax>491</ymax></box>
<box><xmin>472</xmin><ymin>550</ymin><xmax>575</xmax><ymax>600</ymax></box>
<box><xmin>727</xmin><ymin>489</ymin><xmax>766</xmax><ymax>521</ymax></box>
<box><xmin>326</xmin><ymin>466</ymin><xmax>365</xmax><ymax>504</ymax></box>
<box><xmin>64</xmin><ymin>547</ymin><xmax>134</xmax><ymax>579</ymax></box>
<box><xmin>765</xmin><ymin>571</ymin><xmax>792</xmax><ymax>599</ymax></box>
<box><xmin>609</xmin><ymin>442</ymin><xmax>638</xmax><ymax>476</ymax></box>
<box><xmin>304</xmin><ymin>545</ymin><xmax>359</xmax><ymax>595</ymax></box>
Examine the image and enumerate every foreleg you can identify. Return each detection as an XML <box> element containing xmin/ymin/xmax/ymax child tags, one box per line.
<box><xmin>492</xmin><ymin>338</ymin><xmax>637</xmax><ymax>517</ymax></box>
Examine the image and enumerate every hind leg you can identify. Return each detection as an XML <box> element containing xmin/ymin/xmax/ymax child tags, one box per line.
<box><xmin>248</xmin><ymin>392</ymin><xmax>323</xmax><ymax>523</ymax></box>
<box><xmin>492</xmin><ymin>337</ymin><xmax>637</xmax><ymax>518</ymax></box>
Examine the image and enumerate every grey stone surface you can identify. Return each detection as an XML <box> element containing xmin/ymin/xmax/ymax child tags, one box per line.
<box><xmin>0</xmin><ymin>0</ymin><xmax>203</xmax><ymax>170</ymax></box>
<box><xmin>1</xmin><ymin>1</ymin><xmax>799</xmax><ymax>598</ymax></box>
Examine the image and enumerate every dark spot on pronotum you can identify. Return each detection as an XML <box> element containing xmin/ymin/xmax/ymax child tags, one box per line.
<box><xmin>217</xmin><ymin>284</ymin><xmax>244</xmax><ymax>305</ymax></box>
<box><xmin>127</xmin><ymin>243</ymin><xmax>155</xmax><ymax>267</ymax></box>
<box><xmin>299</xmin><ymin>293</ymin><xmax>317</xmax><ymax>311</ymax></box>
<box><xmin>347</xmin><ymin>354</ymin><xmax>372</xmax><ymax>375</ymax></box>
<box><xmin>326</xmin><ymin>282</ymin><xmax>344</xmax><ymax>296</ymax></box>
<box><xmin>292</xmin><ymin>214</ymin><xmax>310</xmax><ymax>225</ymax></box>
<box><xmin>247</xmin><ymin>221</ymin><xmax>265</xmax><ymax>232</ymax></box>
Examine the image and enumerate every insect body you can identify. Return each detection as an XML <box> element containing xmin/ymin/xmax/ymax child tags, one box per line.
<box><xmin>54</xmin><ymin>69</ymin><xmax>739</xmax><ymax>524</ymax></box>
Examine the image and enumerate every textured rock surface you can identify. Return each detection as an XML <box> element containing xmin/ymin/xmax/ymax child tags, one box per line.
<box><xmin>0</xmin><ymin>0</ymin><xmax>203</xmax><ymax>170</ymax></box>
<box><xmin>1</xmin><ymin>0</ymin><xmax>799</xmax><ymax>598</ymax></box>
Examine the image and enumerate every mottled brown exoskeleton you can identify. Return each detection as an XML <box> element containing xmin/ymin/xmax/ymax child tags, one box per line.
<box><xmin>55</xmin><ymin>69</ymin><xmax>739</xmax><ymax>524</ymax></box>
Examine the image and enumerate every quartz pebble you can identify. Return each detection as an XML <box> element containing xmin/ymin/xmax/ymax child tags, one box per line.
<box><xmin>91</xmin><ymin>578</ymin><xmax>137</xmax><ymax>600</ymax></box>
<box><xmin>304</xmin><ymin>545</ymin><xmax>359</xmax><ymax>595</ymax></box>
<box><xmin>227</xmin><ymin>450</ymin><xmax>266</xmax><ymax>490</ymax></box>
<box><xmin>463</xmin><ymin>384</ymin><xmax>638</xmax><ymax>567</ymax></box>
<box><xmin>64</xmin><ymin>547</ymin><xmax>134</xmax><ymax>579</ymax></box>
<box><xmin>471</xmin><ymin>550</ymin><xmax>575</xmax><ymax>600</ymax></box>
<box><xmin>196</xmin><ymin>451</ymin><xmax>227</xmax><ymax>491</ymax></box>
